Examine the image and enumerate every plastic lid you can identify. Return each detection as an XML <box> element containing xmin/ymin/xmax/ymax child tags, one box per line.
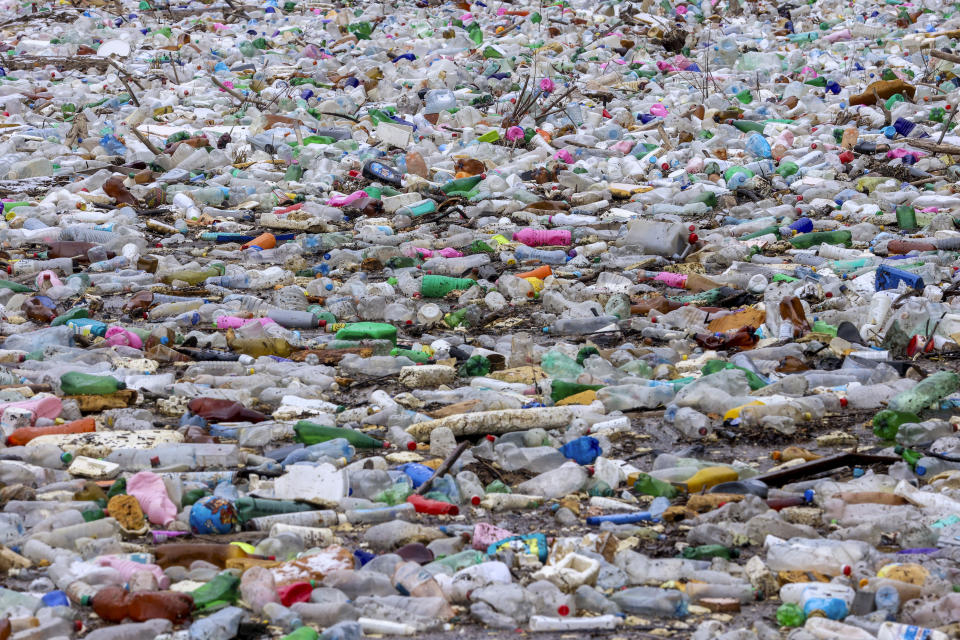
<box><xmin>406</xmin><ymin>441</ymin><xmax>417</xmax><ymax>451</ymax></box>
<box><xmin>471</xmin><ymin>496</ymin><xmax>481</xmax><ymax>506</ymax></box>
<box><xmin>61</xmin><ymin>452</ymin><xmax>74</xmax><ymax>464</ymax></box>
<box><xmin>150</xmin><ymin>456</ymin><xmax>160</xmax><ymax>467</ymax></box>
<box><xmin>80</xmin><ymin>595</ymin><xmax>92</xmax><ymax>606</ymax></box>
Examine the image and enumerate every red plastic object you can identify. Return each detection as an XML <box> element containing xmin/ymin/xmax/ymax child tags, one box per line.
<box><xmin>407</xmin><ymin>494</ymin><xmax>459</xmax><ymax>516</ymax></box>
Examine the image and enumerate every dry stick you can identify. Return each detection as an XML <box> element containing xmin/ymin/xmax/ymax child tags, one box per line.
<box><xmin>930</xmin><ymin>49</ymin><xmax>960</xmax><ymax>65</ymax></box>
<box><xmin>938</xmin><ymin>103</ymin><xmax>958</xmax><ymax>145</ymax></box>
<box><xmin>130</xmin><ymin>126</ymin><xmax>162</xmax><ymax>156</ymax></box>
<box><xmin>414</xmin><ymin>440</ymin><xmax>470</xmax><ymax>496</ymax></box>
<box><xmin>211</xmin><ymin>76</ymin><xmax>267</xmax><ymax>109</ymax></box>
<box><xmin>104</xmin><ymin>57</ymin><xmax>145</xmax><ymax>90</ymax></box>
<box><xmin>117</xmin><ymin>74</ymin><xmax>139</xmax><ymax>107</ymax></box>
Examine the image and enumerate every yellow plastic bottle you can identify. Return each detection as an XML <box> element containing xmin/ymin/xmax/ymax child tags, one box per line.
<box><xmin>676</xmin><ymin>466</ymin><xmax>739</xmax><ymax>493</ymax></box>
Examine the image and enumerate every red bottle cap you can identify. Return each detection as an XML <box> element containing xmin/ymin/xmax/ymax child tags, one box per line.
<box><xmin>150</xmin><ymin>456</ymin><xmax>160</xmax><ymax>467</ymax></box>
<box><xmin>406</xmin><ymin>441</ymin><xmax>417</xmax><ymax>451</ymax></box>
<box><xmin>471</xmin><ymin>496</ymin><xmax>481</xmax><ymax>506</ymax></box>
<box><xmin>557</xmin><ymin>605</ymin><xmax>569</xmax><ymax>616</ymax></box>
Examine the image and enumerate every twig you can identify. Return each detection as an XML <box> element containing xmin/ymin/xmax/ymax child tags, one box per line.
<box><xmin>938</xmin><ymin>103</ymin><xmax>958</xmax><ymax>144</ymax></box>
<box><xmin>211</xmin><ymin>76</ymin><xmax>267</xmax><ymax>109</ymax></box>
<box><xmin>117</xmin><ymin>73</ymin><xmax>139</xmax><ymax>107</ymax></box>
<box><xmin>415</xmin><ymin>441</ymin><xmax>470</xmax><ymax>495</ymax></box>
<box><xmin>930</xmin><ymin>49</ymin><xmax>960</xmax><ymax>65</ymax></box>
<box><xmin>130</xmin><ymin>125</ymin><xmax>162</xmax><ymax>155</ymax></box>
<box><xmin>104</xmin><ymin>57</ymin><xmax>145</xmax><ymax>90</ymax></box>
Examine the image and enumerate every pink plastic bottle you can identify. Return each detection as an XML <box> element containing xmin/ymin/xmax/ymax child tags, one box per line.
<box><xmin>36</xmin><ymin>270</ymin><xmax>63</xmax><ymax>291</ymax></box>
<box><xmin>512</xmin><ymin>229</ymin><xmax>572</xmax><ymax>247</ymax></box>
<box><xmin>0</xmin><ymin>396</ymin><xmax>62</xmax><ymax>424</ymax></box>
<box><xmin>437</xmin><ymin>247</ymin><xmax>464</xmax><ymax>258</ymax></box>
<box><xmin>214</xmin><ymin>316</ymin><xmax>276</xmax><ymax>330</ymax></box>
<box><xmin>126</xmin><ymin>471</ymin><xmax>178</xmax><ymax>526</ymax></box>
<box><xmin>104</xmin><ymin>326</ymin><xmax>144</xmax><ymax>349</ymax></box>
<box><xmin>326</xmin><ymin>191</ymin><xmax>366</xmax><ymax>207</ymax></box>
<box><xmin>96</xmin><ymin>555</ymin><xmax>171</xmax><ymax>589</ymax></box>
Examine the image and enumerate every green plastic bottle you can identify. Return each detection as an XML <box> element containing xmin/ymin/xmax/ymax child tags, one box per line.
<box><xmin>724</xmin><ymin>166</ymin><xmax>755</xmax><ymax>183</ymax></box>
<box><xmin>284</xmin><ymin>161</ymin><xmax>304</xmax><ymax>182</ymax></box>
<box><xmin>740</xmin><ymin>225</ymin><xmax>780</xmax><ymax>240</ymax></box>
<box><xmin>190</xmin><ymin>572</ymin><xmax>240</xmax><ymax>612</ymax></box>
<box><xmin>374</xmin><ymin>483</ymin><xmax>412</xmax><ymax>505</ymax></box>
<box><xmin>440</xmin><ymin>175</ymin><xmax>484</xmax><ymax>195</ymax></box>
<box><xmin>81</xmin><ymin>507</ymin><xmax>105</xmax><ymax>522</ymax></box>
<box><xmin>294</xmin><ymin>421</ymin><xmax>386</xmax><ymax>449</ymax></box>
<box><xmin>429</xmin><ymin>549</ymin><xmax>485</xmax><ymax>572</ymax></box>
<box><xmin>334</xmin><ymin>322</ymin><xmax>397</xmax><ymax>344</ymax></box>
<box><xmin>443</xmin><ymin>308</ymin><xmax>468</xmax><ymax>328</ymax></box>
<box><xmin>895</xmin><ymin>445</ymin><xmax>922</xmax><ymax>468</ymax></box>
<box><xmin>632</xmin><ymin>472</ymin><xmax>679</xmax><ymax>499</ymax></box>
<box><xmin>160</xmin><ymin>263</ymin><xmax>225</xmax><ymax>285</ymax></box>
<box><xmin>776</xmin><ymin>161</ymin><xmax>799</xmax><ymax>177</ymax></box>
<box><xmin>485</xmin><ymin>480</ymin><xmax>511</xmax><ymax>494</ymax></box>
<box><xmin>701</xmin><ymin>360</ymin><xmax>767</xmax><ymax>390</ymax></box>
<box><xmin>60</xmin><ymin>372</ymin><xmax>125</xmax><ymax>396</ymax></box>
<box><xmin>549</xmin><ymin>380</ymin><xmax>605</xmax><ymax>403</ymax></box>
<box><xmin>812</xmin><ymin>320</ymin><xmax>838</xmax><ymax>336</ymax></box>
<box><xmin>896</xmin><ymin>205</ymin><xmax>918</xmax><ymax>231</ymax></box>
<box><xmin>458</xmin><ymin>355</ymin><xmax>491</xmax><ymax>377</ymax></box>
<box><xmin>873</xmin><ymin>409</ymin><xmax>922</xmax><ymax>440</ymax></box>
<box><xmin>888</xmin><ymin>371</ymin><xmax>960</xmax><ymax>414</ymax></box>
<box><xmin>391</xmin><ymin>348</ymin><xmax>431</xmax><ymax>363</ymax></box>
<box><xmin>235</xmin><ymin>497</ymin><xmax>314</xmax><ymax>523</ymax></box>
<box><xmin>0</xmin><ymin>280</ymin><xmax>34</xmax><ymax>293</ymax></box>
<box><xmin>681</xmin><ymin>544</ymin><xmax>740</xmax><ymax>560</ymax></box>
<box><xmin>776</xmin><ymin>602</ymin><xmax>806</xmax><ymax>627</ymax></box>
<box><xmin>51</xmin><ymin>307</ymin><xmax>89</xmax><ymax>327</ymax></box>
<box><xmin>283</xmin><ymin>628</ymin><xmax>319</xmax><ymax>640</ymax></box>
<box><xmin>731</xmin><ymin>120</ymin><xmax>765</xmax><ymax>133</ymax></box>
<box><xmin>420</xmin><ymin>275</ymin><xmax>476</xmax><ymax>298</ymax></box>
<box><xmin>788</xmin><ymin>230</ymin><xmax>852</xmax><ymax>249</ymax></box>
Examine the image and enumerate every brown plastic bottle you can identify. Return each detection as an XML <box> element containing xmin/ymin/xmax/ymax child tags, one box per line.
<box><xmin>73</xmin><ymin>480</ymin><xmax>107</xmax><ymax>502</ymax></box>
<box><xmin>631</xmin><ymin>295</ymin><xmax>682</xmax><ymax>315</ymax></box>
<box><xmin>22</xmin><ymin>297</ymin><xmax>55</xmax><ymax>324</ymax></box>
<box><xmin>145</xmin><ymin>344</ymin><xmax>193</xmax><ymax>363</ymax></box>
<box><xmin>182</xmin><ymin>424</ymin><xmax>218</xmax><ymax>443</ymax></box>
<box><xmin>226</xmin><ymin>333</ymin><xmax>296</xmax><ymax>358</ymax></box>
<box><xmin>44</xmin><ymin>242</ymin><xmax>99</xmax><ymax>261</ymax></box>
<box><xmin>144</xmin><ymin>326</ymin><xmax>177</xmax><ymax>350</ymax></box>
<box><xmin>0</xmin><ymin>616</ymin><xmax>10</xmax><ymax>640</ymax></box>
<box><xmin>137</xmin><ymin>255</ymin><xmax>159</xmax><ymax>273</ymax></box>
<box><xmin>92</xmin><ymin>585</ymin><xmax>193</xmax><ymax>623</ymax></box>
<box><xmin>887</xmin><ymin>240</ymin><xmax>937</xmax><ymax>254</ymax></box>
<box><xmin>154</xmin><ymin>543</ymin><xmax>252</xmax><ymax>569</ymax></box>
<box><xmin>834</xmin><ymin>491</ymin><xmax>907</xmax><ymax>506</ymax></box>
<box><xmin>849</xmin><ymin>79</ymin><xmax>916</xmax><ymax>106</ymax></box>
<box><xmin>778</xmin><ymin>296</ymin><xmax>810</xmax><ymax>334</ymax></box>
<box><xmin>453</xmin><ymin>158</ymin><xmax>486</xmax><ymax>176</ymax></box>
<box><xmin>527</xmin><ymin>200</ymin><xmax>569</xmax><ymax>211</ymax></box>
<box><xmin>127</xmin><ymin>591</ymin><xmax>194</xmax><ymax>623</ymax></box>
<box><xmin>776</xmin><ymin>355</ymin><xmax>809</xmax><ymax>373</ymax></box>
<box><xmin>405</xmin><ymin>152</ymin><xmax>429</xmax><ymax>178</ymax></box>
<box><xmin>103</xmin><ymin>176</ymin><xmax>140</xmax><ymax>208</ymax></box>
<box><xmin>132</xmin><ymin>169</ymin><xmax>159</xmax><ymax>185</ymax></box>
<box><xmin>187</xmin><ymin>398</ymin><xmax>268</xmax><ymax>423</ymax></box>
<box><xmin>122</xmin><ymin>291</ymin><xmax>154</xmax><ymax>318</ymax></box>
<box><xmin>771</xmin><ymin>446</ymin><xmax>821</xmax><ymax>463</ymax></box>
<box><xmin>694</xmin><ymin>327</ymin><xmax>757</xmax><ymax>350</ymax></box>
